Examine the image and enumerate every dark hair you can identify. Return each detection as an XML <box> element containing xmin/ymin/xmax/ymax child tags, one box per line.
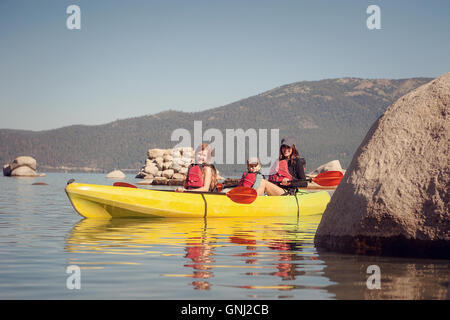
<box><xmin>279</xmin><ymin>144</ymin><xmax>300</xmax><ymax>162</ymax></box>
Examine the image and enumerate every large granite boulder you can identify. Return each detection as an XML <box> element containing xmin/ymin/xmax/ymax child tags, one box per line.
<box><xmin>315</xmin><ymin>72</ymin><xmax>450</xmax><ymax>259</ymax></box>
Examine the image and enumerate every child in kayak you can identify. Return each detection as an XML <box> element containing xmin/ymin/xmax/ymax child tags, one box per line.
<box><xmin>239</xmin><ymin>157</ymin><xmax>286</xmax><ymax>196</ymax></box>
<box><xmin>175</xmin><ymin>143</ymin><xmax>218</xmax><ymax>193</ymax></box>
<box><xmin>238</xmin><ymin>157</ymin><xmax>265</xmax><ymax>189</ymax></box>
<box><xmin>268</xmin><ymin>136</ymin><xmax>306</xmax><ymax>187</ymax></box>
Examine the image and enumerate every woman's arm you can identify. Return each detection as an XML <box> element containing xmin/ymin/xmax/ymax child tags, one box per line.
<box><xmin>295</xmin><ymin>158</ymin><xmax>306</xmax><ymax>180</ymax></box>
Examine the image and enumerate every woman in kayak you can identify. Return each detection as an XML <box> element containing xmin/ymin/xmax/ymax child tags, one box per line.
<box><xmin>175</xmin><ymin>143</ymin><xmax>218</xmax><ymax>193</ymax></box>
<box><xmin>268</xmin><ymin>136</ymin><xmax>307</xmax><ymax>188</ymax></box>
<box><xmin>239</xmin><ymin>157</ymin><xmax>286</xmax><ymax>196</ymax></box>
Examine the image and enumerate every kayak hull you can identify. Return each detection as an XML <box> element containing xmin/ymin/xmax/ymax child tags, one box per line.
<box><xmin>65</xmin><ymin>183</ymin><xmax>331</xmax><ymax>219</ymax></box>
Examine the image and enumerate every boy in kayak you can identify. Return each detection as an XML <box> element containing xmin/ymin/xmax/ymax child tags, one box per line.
<box><xmin>175</xmin><ymin>143</ymin><xmax>218</xmax><ymax>192</ymax></box>
<box><xmin>239</xmin><ymin>157</ymin><xmax>286</xmax><ymax>196</ymax></box>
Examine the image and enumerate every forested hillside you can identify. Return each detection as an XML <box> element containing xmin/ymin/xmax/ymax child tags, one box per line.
<box><xmin>0</xmin><ymin>77</ymin><xmax>432</xmax><ymax>175</ymax></box>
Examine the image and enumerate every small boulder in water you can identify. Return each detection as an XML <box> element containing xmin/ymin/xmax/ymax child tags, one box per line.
<box><xmin>3</xmin><ymin>156</ymin><xmax>41</xmax><ymax>177</ymax></box>
<box><xmin>309</xmin><ymin>160</ymin><xmax>343</xmax><ymax>176</ymax></box>
<box><xmin>106</xmin><ymin>170</ymin><xmax>126</xmax><ymax>179</ymax></box>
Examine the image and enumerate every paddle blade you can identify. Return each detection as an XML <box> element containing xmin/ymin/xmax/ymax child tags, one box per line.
<box><xmin>312</xmin><ymin>171</ymin><xmax>343</xmax><ymax>187</ymax></box>
<box><xmin>226</xmin><ymin>186</ymin><xmax>257</xmax><ymax>204</ymax></box>
<box><xmin>113</xmin><ymin>182</ymin><xmax>138</xmax><ymax>188</ymax></box>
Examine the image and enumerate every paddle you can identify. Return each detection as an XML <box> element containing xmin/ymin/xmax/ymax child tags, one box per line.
<box><xmin>113</xmin><ymin>181</ymin><xmax>257</xmax><ymax>204</ymax></box>
<box><xmin>275</xmin><ymin>171</ymin><xmax>343</xmax><ymax>188</ymax></box>
<box><xmin>224</xmin><ymin>173</ymin><xmax>343</xmax><ymax>203</ymax></box>
<box><xmin>308</xmin><ymin>170</ymin><xmax>343</xmax><ymax>187</ymax></box>
<box><xmin>113</xmin><ymin>181</ymin><xmax>138</xmax><ymax>188</ymax></box>
<box><xmin>225</xmin><ymin>186</ymin><xmax>257</xmax><ymax>204</ymax></box>
<box><xmin>224</xmin><ymin>170</ymin><xmax>344</xmax><ymax>189</ymax></box>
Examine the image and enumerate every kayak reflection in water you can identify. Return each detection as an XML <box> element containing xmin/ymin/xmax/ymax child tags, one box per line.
<box><xmin>238</xmin><ymin>157</ymin><xmax>286</xmax><ymax>196</ymax></box>
<box><xmin>175</xmin><ymin>143</ymin><xmax>219</xmax><ymax>193</ymax></box>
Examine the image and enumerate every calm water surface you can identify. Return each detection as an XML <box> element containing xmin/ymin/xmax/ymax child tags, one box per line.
<box><xmin>0</xmin><ymin>173</ymin><xmax>448</xmax><ymax>299</ymax></box>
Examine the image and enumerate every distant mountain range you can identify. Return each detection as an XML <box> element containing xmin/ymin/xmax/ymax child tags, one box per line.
<box><xmin>0</xmin><ymin>77</ymin><xmax>432</xmax><ymax>176</ymax></box>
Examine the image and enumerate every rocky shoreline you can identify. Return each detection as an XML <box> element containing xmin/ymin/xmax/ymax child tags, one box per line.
<box><xmin>134</xmin><ymin>147</ymin><xmax>225</xmax><ymax>186</ymax></box>
<box><xmin>2</xmin><ymin>152</ymin><xmax>345</xmax><ymax>189</ymax></box>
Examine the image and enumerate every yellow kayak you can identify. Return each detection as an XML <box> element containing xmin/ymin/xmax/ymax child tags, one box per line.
<box><xmin>65</xmin><ymin>181</ymin><xmax>330</xmax><ymax>219</ymax></box>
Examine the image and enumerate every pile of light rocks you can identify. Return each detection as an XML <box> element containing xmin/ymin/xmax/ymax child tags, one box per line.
<box><xmin>135</xmin><ymin>147</ymin><xmax>194</xmax><ymax>185</ymax></box>
<box><xmin>3</xmin><ymin>156</ymin><xmax>45</xmax><ymax>177</ymax></box>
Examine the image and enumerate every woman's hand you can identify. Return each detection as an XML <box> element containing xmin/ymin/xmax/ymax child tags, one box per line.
<box><xmin>175</xmin><ymin>187</ymin><xmax>185</xmax><ymax>192</ymax></box>
<box><xmin>280</xmin><ymin>178</ymin><xmax>291</xmax><ymax>186</ymax></box>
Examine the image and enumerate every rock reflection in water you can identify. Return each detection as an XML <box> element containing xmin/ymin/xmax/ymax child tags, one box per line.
<box><xmin>318</xmin><ymin>253</ymin><xmax>449</xmax><ymax>299</ymax></box>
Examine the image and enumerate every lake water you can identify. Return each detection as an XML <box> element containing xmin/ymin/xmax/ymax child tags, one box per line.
<box><xmin>0</xmin><ymin>173</ymin><xmax>448</xmax><ymax>299</ymax></box>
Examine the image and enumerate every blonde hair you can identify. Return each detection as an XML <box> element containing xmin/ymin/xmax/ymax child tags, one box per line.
<box><xmin>247</xmin><ymin>158</ymin><xmax>261</xmax><ymax>172</ymax></box>
<box><xmin>195</xmin><ymin>143</ymin><xmax>217</xmax><ymax>190</ymax></box>
<box><xmin>195</xmin><ymin>143</ymin><xmax>214</xmax><ymax>164</ymax></box>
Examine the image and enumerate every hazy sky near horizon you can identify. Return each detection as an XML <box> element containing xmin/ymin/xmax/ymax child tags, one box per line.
<box><xmin>0</xmin><ymin>0</ymin><xmax>449</xmax><ymax>131</ymax></box>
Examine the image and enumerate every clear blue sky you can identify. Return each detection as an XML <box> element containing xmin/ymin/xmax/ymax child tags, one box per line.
<box><xmin>0</xmin><ymin>0</ymin><xmax>449</xmax><ymax>131</ymax></box>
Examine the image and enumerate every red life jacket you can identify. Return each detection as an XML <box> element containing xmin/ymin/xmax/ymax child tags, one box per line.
<box><xmin>239</xmin><ymin>172</ymin><xmax>257</xmax><ymax>188</ymax></box>
<box><xmin>239</xmin><ymin>172</ymin><xmax>265</xmax><ymax>188</ymax></box>
<box><xmin>268</xmin><ymin>159</ymin><xmax>293</xmax><ymax>183</ymax></box>
<box><xmin>184</xmin><ymin>164</ymin><xmax>204</xmax><ymax>189</ymax></box>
